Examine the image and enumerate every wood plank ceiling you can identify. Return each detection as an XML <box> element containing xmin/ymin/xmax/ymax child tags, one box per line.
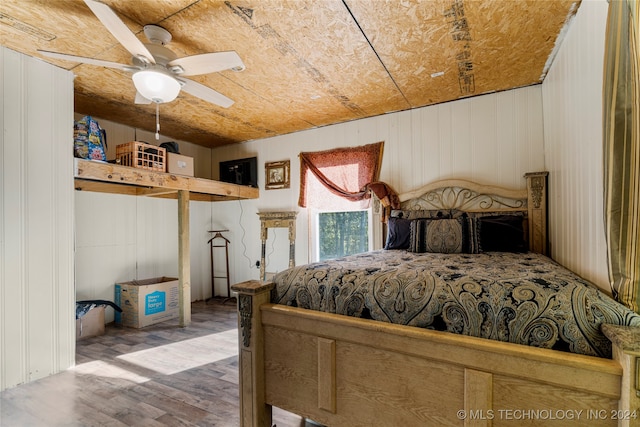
<box><xmin>1</xmin><ymin>0</ymin><xmax>580</xmax><ymax>148</ymax></box>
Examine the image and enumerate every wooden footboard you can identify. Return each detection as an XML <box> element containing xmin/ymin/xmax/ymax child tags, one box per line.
<box><xmin>233</xmin><ymin>281</ymin><xmax>640</xmax><ymax>427</ymax></box>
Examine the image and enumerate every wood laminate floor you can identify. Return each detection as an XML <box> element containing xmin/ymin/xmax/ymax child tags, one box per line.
<box><xmin>0</xmin><ymin>300</ymin><xmax>304</xmax><ymax>427</ymax></box>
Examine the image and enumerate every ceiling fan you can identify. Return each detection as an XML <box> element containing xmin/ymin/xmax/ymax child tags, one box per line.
<box><xmin>38</xmin><ymin>0</ymin><xmax>244</xmax><ymax>108</ymax></box>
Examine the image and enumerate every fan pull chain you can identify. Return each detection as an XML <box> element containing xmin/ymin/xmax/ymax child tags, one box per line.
<box><xmin>155</xmin><ymin>102</ymin><xmax>160</xmax><ymax>140</ymax></box>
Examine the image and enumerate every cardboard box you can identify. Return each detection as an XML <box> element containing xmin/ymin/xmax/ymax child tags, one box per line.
<box><xmin>166</xmin><ymin>153</ymin><xmax>194</xmax><ymax>176</ymax></box>
<box><xmin>76</xmin><ymin>306</ymin><xmax>105</xmax><ymax>340</ymax></box>
<box><xmin>114</xmin><ymin>277</ymin><xmax>179</xmax><ymax>328</ymax></box>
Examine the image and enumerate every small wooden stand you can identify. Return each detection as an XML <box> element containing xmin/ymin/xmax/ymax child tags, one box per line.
<box><xmin>257</xmin><ymin>211</ymin><xmax>297</xmax><ymax>281</ymax></box>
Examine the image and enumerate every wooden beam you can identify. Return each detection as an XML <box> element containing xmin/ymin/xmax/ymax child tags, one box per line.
<box><xmin>74</xmin><ymin>158</ymin><xmax>259</xmax><ymax>199</ymax></box>
<box><xmin>75</xmin><ymin>180</ymin><xmax>252</xmax><ymax>202</ymax></box>
<box><xmin>74</xmin><ymin>179</ymin><xmax>140</xmax><ymax>195</ymax></box>
<box><xmin>178</xmin><ymin>190</ymin><xmax>191</xmax><ymax>327</ymax></box>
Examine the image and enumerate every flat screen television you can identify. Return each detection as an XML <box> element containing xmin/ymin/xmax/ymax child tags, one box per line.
<box><xmin>219</xmin><ymin>157</ymin><xmax>258</xmax><ymax>188</ymax></box>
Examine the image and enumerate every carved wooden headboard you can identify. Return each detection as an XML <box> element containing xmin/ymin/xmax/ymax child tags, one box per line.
<box><xmin>394</xmin><ymin>172</ymin><xmax>548</xmax><ymax>254</ymax></box>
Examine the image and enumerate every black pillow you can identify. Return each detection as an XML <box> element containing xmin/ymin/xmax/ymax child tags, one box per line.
<box><xmin>479</xmin><ymin>215</ymin><xmax>527</xmax><ymax>252</ymax></box>
<box><xmin>384</xmin><ymin>217</ymin><xmax>412</xmax><ymax>250</ymax></box>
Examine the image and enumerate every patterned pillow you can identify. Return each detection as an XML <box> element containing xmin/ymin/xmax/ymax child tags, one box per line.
<box><xmin>384</xmin><ymin>217</ymin><xmax>412</xmax><ymax>250</ymax></box>
<box><xmin>409</xmin><ymin>218</ymin><xmax>465</xmax><ymax>253</ymax></box>
<box><xmin>391</xmin><ymin>209</ymin><xmax>450</xmax><ymax>220</ymax></box>
<box><xmin>461</xmin><ymin>215</ymin><xmax>481</xmax><ymax>254</ymax></box>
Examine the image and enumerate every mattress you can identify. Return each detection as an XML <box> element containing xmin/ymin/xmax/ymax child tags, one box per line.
<box><xmin>272</xmin><ymin>250</ymin><xmax>640</xmax><ymax>357</ymax></box>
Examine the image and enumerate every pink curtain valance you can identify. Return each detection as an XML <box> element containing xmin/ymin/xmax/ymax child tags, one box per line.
<box><xmin>298</xmin><ymin>141</ymin><xmax>385</xmax><ymax>207</ymax></box>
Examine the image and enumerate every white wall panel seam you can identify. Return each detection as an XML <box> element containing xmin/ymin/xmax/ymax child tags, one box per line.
<box><xmin>0</xmin><ymin>44</ymin><xmax>4</xmax><ymax>391</ymax></box>
<box><xmin>20</xmin><ymin>51</ymin><xmax>29</xmax><ymax>387</ymax></box>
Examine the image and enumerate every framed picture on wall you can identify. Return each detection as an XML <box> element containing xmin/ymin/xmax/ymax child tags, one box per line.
<box><xmin>265</xmin><ymin>160</ymin><xmax>290</xmax><ymax>190</ymax></box>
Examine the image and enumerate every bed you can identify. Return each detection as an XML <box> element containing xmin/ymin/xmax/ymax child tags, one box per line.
<box><xmin>232</xmin><ymin>172</ymin><xmax>640</xmax><ymax>427</ymax></box>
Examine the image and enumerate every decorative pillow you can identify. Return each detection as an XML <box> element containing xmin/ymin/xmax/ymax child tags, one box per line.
<box><xmin>409</xmin><ymin>218</ymin><xmax>465</xmax><ymax>253</ymax></box>
<box><xmin>391</xmin><ymin>209</ymin><xmax>449</xmax><ymax>220</ymax></box>
<box><xmin>478</xmin><ymin>215</ymin><xmax>527</xmax><ymax>252</ymax></box>
<box><xmin>384</xmin><ymin>217</ymin><xmax>412</xmax><ymax>250</ymax></box>
<box><xmin>461</xmin><ymin>215</ymin><xmax>481</xmax><ymax>254</ymax></box>
<box><xmin>453</xmin><ymin>210</ymin><xmax>525</xmax><ymax>219</ymax></box>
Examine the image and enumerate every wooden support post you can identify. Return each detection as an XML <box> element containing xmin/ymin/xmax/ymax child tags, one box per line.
<box><xmin>178</xmin><ymin>189</ymin><xmax>191</xmax><ymax>327</ymax></box>
<box><xmin>231</xmin><ymin>280</ymin><xmax>275</xmax><ymax>427</ymax></box>
<box><xmin>602</xmin><ymin>325</ymin><xmax>640</xmax><ymax>427</ymax></box>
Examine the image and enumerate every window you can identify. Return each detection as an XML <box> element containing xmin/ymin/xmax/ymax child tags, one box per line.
<box><xmin>305</xmin><ymin>163</ymin><xmax>375</xmax><ymax>262</ymax></box>
<box><xmin>298</xmin><ymin>142</ymin><xmax>385</xmax><ymax>261</ymax></box>
<box><xmin>316</xmin><ymin>209</ymin><xmax>370</xmax><ymax>261</ymax></box>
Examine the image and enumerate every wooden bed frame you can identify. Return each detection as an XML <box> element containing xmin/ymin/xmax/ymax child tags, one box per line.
<box><xmin>232</xmin><ymin>172</ymin><xmax>640</xmax><ymax>427</ymax></box>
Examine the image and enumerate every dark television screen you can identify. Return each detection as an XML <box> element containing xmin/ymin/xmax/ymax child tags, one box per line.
<box><xmin>219</xmin><ymin>157</ymin><xmax>258</xmax><ymax>188</ymax></box>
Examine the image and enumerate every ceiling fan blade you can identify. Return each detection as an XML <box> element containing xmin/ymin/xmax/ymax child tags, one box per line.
<box><xmin>168</xmin><ymin>51</ymin><xmax>245</xmax><ymax>76</ymax></box>
<box><xmin>135</xmin><ymin>92</ymin><xmax>152</xmax><ymax>104</ymax></box>
<box><xmin>178</xmin><ymin>78</ymin><xmax>234</xmax><ymax>108</ymax></box>
<box><xmin>38</xmin><ymin>50</ymin><xmax>138</xmax><ymax>71</ymax></box>
<box><xmin>84</xmin><ymin>0</ymin><xmax>155</xmax><ymax>64</ymax></box>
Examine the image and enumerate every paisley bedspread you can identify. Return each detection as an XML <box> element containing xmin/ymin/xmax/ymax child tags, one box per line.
<box><xmin>271</xmin><ymin>250</ymin><xmax>640</xmax><ymax>357</ymax></box>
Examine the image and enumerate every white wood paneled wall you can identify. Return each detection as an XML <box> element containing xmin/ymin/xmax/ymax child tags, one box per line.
<box><xmin>542</xmin><ymin>0</ymin><xmax>610</xmax><ymax>292</ymax></box>
<box><xmin>1</xmin><ymin>47</ymin><xmax>75</xmax><ymax>391</ymax></box>
<box><xmin>210</xmin><ymin>85</ymin><xmax>545</xmax><ymax>285</ymax></box>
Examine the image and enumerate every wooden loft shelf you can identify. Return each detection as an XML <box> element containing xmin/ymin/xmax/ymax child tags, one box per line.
<box><xmin>74</xmin><ymin>158</ymin><xmax>259</xmax><ymax>327</ymax></box>
<box><xmin>74</xmin><ymin>158</ymin><xmax>259</xmax><ymax>201</ymax></box>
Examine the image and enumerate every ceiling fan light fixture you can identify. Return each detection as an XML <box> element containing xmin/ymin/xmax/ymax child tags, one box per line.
<box><xmin>132</xmin><ymin>69</ymin><xmax>180</xmax><ymax>103</ymax></box>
